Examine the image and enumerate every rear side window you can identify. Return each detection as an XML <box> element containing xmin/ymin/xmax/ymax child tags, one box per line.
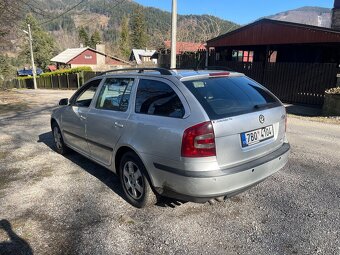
<box><xmin>135</xmin><ymin>79</ymin><xmax>185</xmax><ymax>118</ymax></box>
<box><xmin>183</xmin><ymin>76</ymin><xmax>280</xmax><ymax>119</ymax></box>
<box><xmin>96</xmin><ymin>78</ymin><xmax>134</xmax><ymax>112</ymax></box>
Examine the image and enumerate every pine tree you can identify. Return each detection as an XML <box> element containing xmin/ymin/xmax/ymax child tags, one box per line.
<box><xmin>119</xmin><ymin>15</ymin><xmax>131</xmax><ymax>59</ymax></box>
<box><xmin>90</xmin><ymin>30</ymin><xmax>101</xmax><ymax>48</ymax></box>
<box><xmin>78</xmin><ymin>26</ymin><xmax>90</xmax><ymax>47</ymax></box>
<box><xmin>20</xmin><ymin>14</ymin><xmax>56</xmax><ymax>70</ymax></box>
<box><xmin>130</xmin><ymin>7</ymin><xmax>148</xmax><ymax>49</ymax></box>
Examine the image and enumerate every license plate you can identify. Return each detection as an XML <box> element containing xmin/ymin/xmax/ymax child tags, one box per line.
<box><xmin>241</xmin><ymin>125</ymin><xmax>274</xmax><ymax>147</ymax></box>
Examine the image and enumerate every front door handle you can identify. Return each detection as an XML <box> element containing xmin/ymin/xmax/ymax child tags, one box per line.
<box><xmin>80</xmin><ymin>115</ymin><xmax>87</xmax><ymax>120</ymax></box>
<box><xmin>114</xmin><ymin>122</ymin><xmax>124</xmax><ymax>128</ymax></box>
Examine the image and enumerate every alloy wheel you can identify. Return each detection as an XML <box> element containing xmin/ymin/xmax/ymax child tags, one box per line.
<box><xmin>53</xmin><ymin>127</ymin><xmax>62</xmax><ymax>150</ymax></box>
<box><xmin>122</xmin><ymin>161</ymin><xmax>144</xmax><ymax>199</ymax></box>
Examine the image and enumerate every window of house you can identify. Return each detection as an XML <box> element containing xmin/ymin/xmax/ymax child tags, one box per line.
<box><xmin>232</xmin><ymin>50</ymin><xmax>254</xmax><ymax>63</ymax></box>
<box><xmin>84</xmin><ymin>55</ymin><xmax>92</xmax><ymax>59</ymax></box>
<box><xmin>269</xmin><ymin>51</ymin><xmax>277</xmax><ymax>63</ymax></box>
<box><xmin>215</xmin><ymin>52</ymin><xmax>220</xmax><ymax>61</ymax></box>
<box><xmin>142</xmin><ymin>56</ymin><xmax>151</xmax><ymax>62</ymax></box>
<box><xmin>232</xmin><ymin>50</ymin><xmax>238</xmax><ymax>61</ymax></box>
<box><xmin>96</xmin><ymin>78</ymin><xmax>134</xmax><ymax>112</ymax></box>
<box><xmin>135</xmin><ymin>79</ymin><xmax>185</xmax><ymax>118</ymax></box>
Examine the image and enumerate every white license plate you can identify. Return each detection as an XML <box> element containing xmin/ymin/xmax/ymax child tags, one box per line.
<box><xmin>241</xmin><ymin>125</ymin><xmax>274</xmax><ymax>147</ymax></box>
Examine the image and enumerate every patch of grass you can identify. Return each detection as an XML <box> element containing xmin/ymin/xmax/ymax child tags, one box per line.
<box><xmin>0</xmin><ymin>151</ymin><xmax>10</xmax><ymax>160</ymax></box>
<box><xmin>119</xmin><ymin>215</ymin><xmax>136</xmax><ymax>224</ymax></box>
<box><xmin>0</xmin><ymin>168</ymin><xmax>21</xmax><ymax>191</ymax></box>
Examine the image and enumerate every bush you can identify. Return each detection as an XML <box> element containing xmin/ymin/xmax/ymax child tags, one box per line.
<box><xmin>40</xmin><ymin>66</ymin><xmax>92</xmax><ymax>77</ymax></box>
<box><xmin>325</xmin><ymin>87</ymin><xmax>340</xmax><ymax>95</ymax></box>
<box><xmin>17</xmin><ymin>66</ymin><xmax>93</xmax><ymax>81</ymax></box>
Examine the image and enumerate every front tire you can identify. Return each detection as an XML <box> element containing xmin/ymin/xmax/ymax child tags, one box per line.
<box><xmin>52</xmin><ymin>123</ymin><xmax>69</xmax><ymax>155</ymax></box>
<box><xmin>119</xmin><ymin>152</ymin><xmax>157</xmax><ymax>208</ymax></box>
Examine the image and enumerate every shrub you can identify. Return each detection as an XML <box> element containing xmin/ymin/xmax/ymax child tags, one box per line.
<box><xmin>40</xmin><ymin>66</ymin><xmax>92</xmax><ymax>77</ymax></box>
<box><xmin>325</xmin><ymin>87</ymin><xmax>340</xmax><ymax>95</ymax></box>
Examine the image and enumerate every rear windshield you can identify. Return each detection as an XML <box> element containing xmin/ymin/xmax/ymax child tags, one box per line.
<box><xmin>183</xmin><ymin>76</ymin><xmax>280</xmax><ymax>120</ymax></box>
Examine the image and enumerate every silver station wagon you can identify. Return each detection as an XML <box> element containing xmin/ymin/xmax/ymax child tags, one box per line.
<box><xmin>51</xmin><ymin>68</ymin><xmax>290</xmax><ymax>208</ymax></box>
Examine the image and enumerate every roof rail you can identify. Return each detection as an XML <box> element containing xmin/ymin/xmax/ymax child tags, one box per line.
<box><xmin>99</xmin><ymin>68</ymin><xmax>173</xmax><ymax>76</ymax></box>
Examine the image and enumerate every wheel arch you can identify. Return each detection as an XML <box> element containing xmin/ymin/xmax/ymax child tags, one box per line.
<box><xmin>50</xmin><ymin>118</ymin><xmax>58</xmax><ymax>129</ymax></box>
<box><xmin>114</xmin><ymin>146</ymin><xmax>156</xmax><ymax>188</ymax></box>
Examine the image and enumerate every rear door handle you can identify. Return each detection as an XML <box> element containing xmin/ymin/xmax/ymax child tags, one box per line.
<box><xmin>114</xmin><ymin>122</ymin><xmax>124</xmax><ymax>128</ymax></box>
<box><xmin>80</xmin><ymin>115</ymin><xmax>87</xmax><ymax>120</ymax></box>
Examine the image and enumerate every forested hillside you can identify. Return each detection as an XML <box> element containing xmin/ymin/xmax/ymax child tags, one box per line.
<box><xmin>31</xmin><ymin>0</ymin><xmax>239</xmax><ymax>53</ymax></box>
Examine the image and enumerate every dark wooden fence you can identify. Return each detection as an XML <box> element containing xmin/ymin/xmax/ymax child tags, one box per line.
<box><xmin>209</xmin><ymin>60</ymin><xmax>338</xmax><ymax>105</ymax></box>
<box><xmin>1</xmin><ymin>71</ymin><xmax>101</xmax><ymax>90</ymax></box>
<box><xmin>158</xmin><ymin>50</ymin><xmax>206</xmax><ymax>70</ymax></box>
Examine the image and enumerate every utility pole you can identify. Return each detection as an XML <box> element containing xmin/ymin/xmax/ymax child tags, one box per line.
<box><xmin>25</xmin><ymin>24</ymin><xmax>37</xmax><ymax>89</ymax></box>
<box><xmin>170</xmin><ymin>0</ymin><xmax>177</xmax><ymax>69</ymax></box>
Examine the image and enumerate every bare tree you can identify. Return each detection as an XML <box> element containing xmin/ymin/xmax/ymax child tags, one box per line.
<box><xmin>176</xmin><ymin>16</ymin><xmax>223</xmax><ymax>43</ymax></box>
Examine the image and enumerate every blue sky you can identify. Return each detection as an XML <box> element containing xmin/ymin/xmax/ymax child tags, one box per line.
<box><xmin>133</xmin><ymin>0</ymin><xmax>334</xmax><ymax>24</ymax></box>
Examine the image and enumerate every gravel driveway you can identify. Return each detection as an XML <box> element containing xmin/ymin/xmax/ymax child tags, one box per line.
<box><xmin>0</xmin><ymin>89</ymin><xmax>339</xmax><ymax>255</ymax></box>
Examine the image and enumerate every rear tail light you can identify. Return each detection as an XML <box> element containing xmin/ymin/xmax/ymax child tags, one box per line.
<box><xmin>181</xmin><ymin>121</ymin><xmax>216</xmax><ymax>157</ymax></box>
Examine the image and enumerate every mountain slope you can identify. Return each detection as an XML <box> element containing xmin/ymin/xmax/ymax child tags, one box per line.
<box><xmin>38</xmin><ymin>0</ymin><xmax>239</xmax><ymax>53</ymax></box>
<box><xmin>266</xmin><ymin>6</ymin><xmax>332</xmax><ymax>27</ymax></box>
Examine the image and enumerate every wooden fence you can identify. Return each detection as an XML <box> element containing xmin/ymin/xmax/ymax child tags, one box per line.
<box><xmin>158</xmin><ymin>50</ymin><xmax>206</xmax><ymax>70</ymax></box>
<box><xmin>209</xmin><ymin>60</ymin><xmax>338</xmax><ymax>105</ymax></box>
<box><xmin>1</xmin><ymin>71</ymin><xmax>101</xmax><ymax>90</ymax></box>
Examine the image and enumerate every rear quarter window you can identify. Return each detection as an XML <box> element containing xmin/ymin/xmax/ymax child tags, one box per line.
<box><xmin>135</xmin><ymin>79</ymin><xmax>185</xmax><ymax>118</ymax></box>
<box><xmin>183</xmin><ymin>76</ymin><xmax>280</xmax><ymax>119</ymax></box>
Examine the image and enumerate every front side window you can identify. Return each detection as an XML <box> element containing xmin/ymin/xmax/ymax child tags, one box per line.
<box><xmin>96</xmin><ymin>78</ymin><xmax>134</xmax><ymax>112</ymax></box>
<box><xmin>135</xmin><ymin>79</ymin><xmax>185</xmax><ymax>118</ymax></box>
<box><xmin>74</xmin><ymin>79</ymin><xmax>101</xmax><ymax>107</ymax></box>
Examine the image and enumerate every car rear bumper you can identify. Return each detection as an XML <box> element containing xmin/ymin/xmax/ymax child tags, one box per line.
<box><xmin>151</xmin><ymin>143</ymin><xmax>290</xmax><ymax>203</ymax></box>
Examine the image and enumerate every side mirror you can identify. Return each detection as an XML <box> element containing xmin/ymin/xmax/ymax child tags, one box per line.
<box><xmin>59</xmin><ymin>98</ymin><xmax>69</xmax><ymax>106</ymax></box>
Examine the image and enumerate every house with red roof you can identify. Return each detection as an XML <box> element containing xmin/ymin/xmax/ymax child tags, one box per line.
<box><xmin>51</xmin><ymin>44</ymin><xmax>131</xmax><ymax>71</ymax></box>
<box><xmin>162</xmin><ymin>41</ymin><xmax>206</xmax><ymax>54</ymax></box>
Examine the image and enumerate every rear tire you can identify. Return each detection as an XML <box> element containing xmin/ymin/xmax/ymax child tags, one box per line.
<box><xmin>52</xmin><ymin>123</ymin><xmax>69</xmax><ymax>155</ymax></box>
<box><xmin>119</xmin><ymin>152</ymin><xmax>157</xmax><ymax>208</ymax></box>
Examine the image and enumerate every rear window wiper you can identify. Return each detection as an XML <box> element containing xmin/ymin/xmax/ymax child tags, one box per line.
<box><xmin>254</xmin><ymin>102</ymin><xmax>275</xmax><ymax>109</ymax></box>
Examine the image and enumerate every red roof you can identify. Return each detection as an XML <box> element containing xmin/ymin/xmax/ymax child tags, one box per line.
<box><xmin>48</xmin><ymin>65</ymin><xmax>57</xmax><ymax>71</ymax></box>
<box><xmin>164</xmin><ymin>41</ymin><xmax>206</xmax><ymax>54</ymax></box>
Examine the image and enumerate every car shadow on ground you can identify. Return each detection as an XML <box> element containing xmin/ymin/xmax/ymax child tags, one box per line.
<box><xmin>285</xmin><ymin>104</ymin><xmax>322</xmax><ymax>117</ymax></box>
<box><xmin>38</xmin><ymin>131</ymin><xmax>186</xmax><ymax>208</ymax></box>
<box><xmin>0</xmin><ymin>219</ymin><xmax>33</xmax><ymax>255</ymax></box>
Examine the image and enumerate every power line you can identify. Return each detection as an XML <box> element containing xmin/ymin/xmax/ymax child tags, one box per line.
<box><xmin>77</xmin><ymin>0</ymin><xmax>126</xmax><ymax>29</ymax></box>
<box><xmin>21</xmin><ymin>0</ymin><xmax>49</xmax><ymax>18</ymax></box>
<box><xmin>38</xmin><ymin>0</ymin><xmax>88</xmax><ymax>25</ymax></box>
